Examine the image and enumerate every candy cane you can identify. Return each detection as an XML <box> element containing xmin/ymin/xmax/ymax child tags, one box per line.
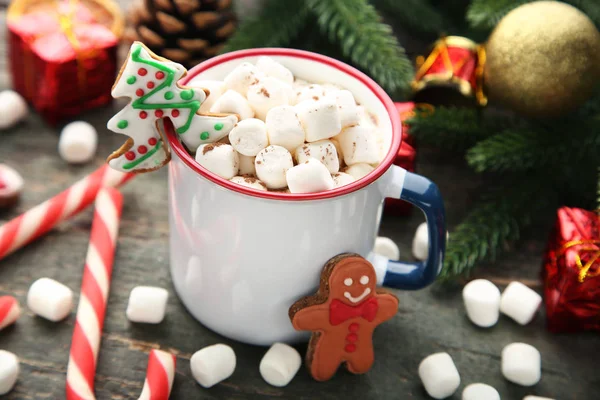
<box><xmin>138</xmin><ymin>350</ymin><xmax>177</xmax><ymax>400</ymax></box>
<box><xmin>65</xmin><ymin>187</ymin><xmax>123</xmax><ymax>400</ymax></box>
<box><xmin>0</xmin><ymin>164</ymin><xmax>133</xmax><ymax>262</ymax></box>
<box><xmin>0</xmin><ymin>295</ymin><xmax>20</xmax><ymax>331</ymax></box>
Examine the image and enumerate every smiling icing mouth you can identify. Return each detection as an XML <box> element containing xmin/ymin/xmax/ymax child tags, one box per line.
<box><xmin>344</xmin><ymin>288</ymin><xmax>371</xmax><ymax>303</ymax></box>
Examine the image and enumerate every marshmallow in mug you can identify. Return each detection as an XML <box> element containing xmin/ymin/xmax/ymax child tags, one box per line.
<box><xmin>286</xmin><ymin>159</ymin><xmax>335</xmax><ymax>194</ymax></box>
<box><xmin>265</xmin><ymin>105</ymin><xmax>305</xmax><ymax>152</ymax></box>
<box><xmin>230</xmin><ymin>176</ymin><xmax>267</xmax><ymax>191</ymax></box>
<box><xmin>296</xmin><ymin>98</ymin><xmax>342</xmax><ymax>142</ymax></box>
<box><xmin>210</xmin><ymin>90</ymin><xmax>255</xmax><ymax>120</ymax></box>
<box><xmin>294</xmin><ymin>140</ymin><xmax>340</xmax><ymax>174</ymax></box>
<box><xmin>247</xmin><ymin>77</ymin><xmax>294</xmax><ymax>120</ymax></box>
<box><xmin>336</xmin><ymin>125</ymin><xmax>380</xmax><ymax>166</ymax></box>
<box><xmin>331</xmin><ymin>172</ymin><xmax>355</xmax><ymax>188</ymax></box>
<box><xmin>256</xmin><ymin>56</ymin><xmax>294</xmax><ymax>86</ymax></box>
<box><xmin>229</xmin><ymin>118</ymin><xmax>269</xmax><ymax>156</ymax></box>
<box><xmin>223</xmin><ymin>62</ymin><xmax>263</xmax><ymax>96</ymax></box>
<box><xmin>255</xmin><ymin>145</ymin><xmax>294</xmax><ymax>189</ymax></box>
<box><xmin>195</xmin><ymin>143</ymin><xmax>240</xmax><ymax>180</ymax></box>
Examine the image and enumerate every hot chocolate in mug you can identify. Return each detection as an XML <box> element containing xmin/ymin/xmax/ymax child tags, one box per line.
<box><xmin>165</xmin><ymin>48</ymin><xmax>446</xmax><ymax>346</ymax></box>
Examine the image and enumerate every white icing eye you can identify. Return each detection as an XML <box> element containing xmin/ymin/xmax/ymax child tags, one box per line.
<box><xmin>360</xmin><ymin>275</ymin><xmax>369</xmax><ymax>285</ymax></box>
<box><xmin>344</xmin><ymin>278</ymin><xmax>353</xmax><ymax>286</ymax></box>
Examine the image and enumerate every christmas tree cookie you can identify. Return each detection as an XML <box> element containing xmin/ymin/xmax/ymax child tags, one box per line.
<box><xmin>107</xmin><ymin>42</ymin><xmax>239</xmax><ymax>173</ymax></box>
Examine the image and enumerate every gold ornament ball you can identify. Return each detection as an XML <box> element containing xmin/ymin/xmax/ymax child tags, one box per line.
<box><xmin>484</xmin><ymin>1</ymin><xmax>600</xmax><ymax>117</ymax></box>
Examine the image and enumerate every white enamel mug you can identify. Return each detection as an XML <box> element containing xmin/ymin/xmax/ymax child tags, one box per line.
<box><xmin>164</xmin><ymin>49</ymin><xmax>446</xmax><ymax>346</ymax></box>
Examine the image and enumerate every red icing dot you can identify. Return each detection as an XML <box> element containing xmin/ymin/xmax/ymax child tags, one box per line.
<box><xmin>155</xmin><ymin>110</ymin><xmax>164</xmax><ymax>118</ymax></box>
<box><xmin>136</xmin><ymin>89</ymin><xmax>144</xmax><ymax>97</ymax></box>
<box><xmin>346</xmin><ymin>333</ymin><xmax>358</xmax><ymax>343</ymax></box>
<box><xmin>147</xmin><ymin>81</ymin><xmax>155</xmax><ymax>89</ymax></box>
<box><xmin>125</xmin><ymin>151</ymin><xmax>136</xmax><ymax>160</ymax></box>
<box><xmin>148</xmin><ymin>137</ymin><xmax>157</xmax><ymax>146</ymax></box>
<box><xmin>138</xmin><ymin>68</ymin><xmax>148</xmax><ymax>76</ymax></box>
<box><xmin>348</xmin><ymin>323</ymin><xmax>359</xmax><ymax>332</ymax></box>
<box><xmin>171</xmin><ymin>109</ymin><xmax>180</xmax><ymax>117</ymax></box>
<box><xmin>345</xmin><ymin>344</ymin><xmax>356</xmax><ymax>353</ymax></box>
<box><xmin>138</xmin><ymin>145</ymin><xmax>148</xmax><ymax>154</ymax></box>
<box><xmin>156</xmin><ymin>71</ymin><xmax>165</xmax><ymax>79</ymax></box>
<box><xmin>139</xmin><ymin>111</ymin><xmax>148</xmax><ymax>119</ymax></box>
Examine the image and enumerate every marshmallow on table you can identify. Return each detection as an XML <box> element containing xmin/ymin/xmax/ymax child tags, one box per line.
<box><xmin>265</xmin><ymin>105</ymin><xmax>305</xmax><ymax>152</ymax></box>
<box><xmin>462</xmin><ymin>383</ymin><xmax>500</xmax><ymax>400</ymax></box>
<box><xmin>0</xmin><ymin>296</ymin><xmax>20</xmax><ymax>331</ymax></box>
<box><xmin>327</xmin><ymin>90</ymin><xmax>360</xmax><ymax>128</ymax></box>
<box><xmin>374</xmin><ymin>237</ymin><xmax>400</xmax><ymax>261</ymax></box>
<box><xmin>335</xmin><ymin>125</ymin><xmax>380</xmax><ymax>166</ymax></box>
<box><xmin>462</xmin><ymin>279</ymin><xmax>501</xmax><ymax>328</ymax></box>
<box><xmin>230</xmin><ymin>176</ymin><xmax>267</xmax><ymax>191</ymax></box>
<box><xmin>210</xmin><ymin>89</ymin><xmax>255</xmax><ymax>120</ymax></box>
<box><xmin>332</xmin><ymin>172</ymin><xmax>355</xmax><ymax>188</ymax></box>
<box><xmin>223</xmin><ymin>62</ymin><xmax>263</xmax><ymax>96</ymax></box>
<box><xmin>255</xmin><ymin>145</ymin><xmax>294</xmax><ymax>189</ymax></box>
<box><xmin>296</xmin><ymin>84</ymin><xmax>327</xmax><ymax>103</ymax></box>
<box><xmin>229</xmin><ymin>118</ymin><xmax>269</xmax><ymax>156</ymax></box>
<box><xmin>343</xmin><ymin>163</ymin><xmax>374</xmax><ymax>180</ymax></box>
<box><xmin>195</xmin><ymin>143</ymin><xmax>240</xmax><ymax>180</ymax></box>
<box><xmin>500</xmin><ymin>281</ymin><xmax>542</xmax><ymax>325</ymax></box>
<box><xmin>259</xmin><ymin>342</ymin><xmax>301</xmax><ymax>387</ymax></box>
<box><xmin>58</xmin><ymin>121</ymin><xmax>98</xmax><ymax>164</ymax></box>
<box><xmin>126</xmin><ymin>286</ymin><xmax>169</xmax><ymax>324</ymax></box>
<box><xmin>188</xmin><ymin>80</ymin><xmax>225</xmax><ymax>112</ymax></box>
<box><xmin>0</xmin><ymin>164</ymin><xmax>24</xmax><ymax>208</ymax></box>
<box><xmin>418</xmin><ymin>352</ymin><xmax>461</xmax><ymax>399</ymax></box>
<box><xmin>0</xmin><ymin>90</ymin><xmax>28</xmax><ymax>130</ymax></box>
<box><xmin>247</xmin><ymin>77</ymin><xmax>293</xmax><ymax>120</ymax></box>
<box><xmin>256</xmin><ymin>56</ymin><xmax>294</xmax><ymax>86</ymax></box>
<box><xmin>294</xmin><ymin>140</ymin><xmax>340</xmax><ymax>174</ymax></box>
<box><xmin>296</xmin><ymin>98</ymin><xmax>342</xmax><ymax>142</ymax></box>
<box><xmin>502</xmin><ymin>342</ymin><xmax>541</xmax><ymax>386</ymax></box>
<box><xmin>0</xmin><ymin>350</ymin><xmax>19</xmax><ymax>395</ymax></box>
<box><xmin>27</xmin><ymin>277</ymin><xmax>73</xmax><ymax>321</ymax></box>
<box><xmin>286</xmin><ymin>159</ymin><xmax>334</xmax><ymax>194</ymax></box>
<box><xmin>524</xmin><ymin>396</ymin><xmax>555</xmax><ymax>400</ymax></box>
<box><xmin>190</xmin><ymin>344</ymin><xmax>236</xmax><ymax>388</ymax></box>
<box><xmin>238</xmin><ymin>154</ymin><xmax>256</xmax><ymax>176</ymax></box>
<box><xmin>413</xmin><ymin>222</ymin><xmax>429</xmax><ymax>260</ymax></box>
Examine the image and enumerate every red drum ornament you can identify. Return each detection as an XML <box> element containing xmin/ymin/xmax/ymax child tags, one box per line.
<box><xmin>411</xmin><ymin>36</ymin><xmax>487</xmax><ymax>108</ymax></box>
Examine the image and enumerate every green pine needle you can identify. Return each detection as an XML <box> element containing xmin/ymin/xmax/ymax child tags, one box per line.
<box><xmin>306</xmin><ymin>0</ymin><xmax>414</xmax><ymax>96</ymax></box>
<box><xmin>220</xmin><ymin>0</ymin><xmax>309</xmax><ymax>53</ymax></box>
<box><xmin>371</xmin><ymin>0</ymin><xmax>447</xmax><ymax>35</ymax></box>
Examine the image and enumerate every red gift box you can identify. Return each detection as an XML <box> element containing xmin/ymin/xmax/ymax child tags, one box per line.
<box><xmin>7</xmin><ymin>0</ymin><xmax>123</xmax><ymax>125</ymax></box>
<box><xmin>383</xmin><ymin>102</ymin><xmax>418</xmax><ymax>215</ymax></box>
<box><xmin>542</xmin><ymin>207</ymin><xmax>600</xmax><ymax>333</ymax></box>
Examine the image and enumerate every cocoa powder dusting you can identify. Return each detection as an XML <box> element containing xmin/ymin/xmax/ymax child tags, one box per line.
<box><xmin>260</xmin><ymin>87</ymin><xmax>270</xmax><ymax>98</ymax></box>
<box><xmin>202</xmin><ymin>142</ymin><xmax>224</xmax><ymax>155</ymax></box>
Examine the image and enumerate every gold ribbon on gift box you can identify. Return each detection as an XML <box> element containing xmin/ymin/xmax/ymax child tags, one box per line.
<box><xmin>558</xmin><ymin>211</ymin><xmax>600</xmax><ymax>283</ymax></box>
<box><xmin>7</xmin><ymin>0</ymin><xmax>124</xmax><ymax>101</ymax></box>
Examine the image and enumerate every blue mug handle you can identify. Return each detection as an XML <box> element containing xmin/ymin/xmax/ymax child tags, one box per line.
<box><xmin>372</xmin><ymin>165</ymin><xmax>446</xmax><ymax>290</ymax></box>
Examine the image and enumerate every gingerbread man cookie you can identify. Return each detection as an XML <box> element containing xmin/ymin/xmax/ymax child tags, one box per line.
<box><xmin>289</xmin><ymin>253</ymin><xmax>399</xmax><ymax>381</ymax></box>
<box><xmin>107</xmin><ymin>41</ymin><xmax>239</xmax><ymax>173</ymax></box>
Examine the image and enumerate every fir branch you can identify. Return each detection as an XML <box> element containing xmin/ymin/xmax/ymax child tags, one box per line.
<box><xmin>597</xmin><ymin>166</ymin><xmax>600</xmax><ymax>209</ymax></box>
<box><xmin>306</xmin><ymin>0</ymin><xmax>414</xmax><ymax>96</ymax></box>
<box><xmin>440</xmin><ymin>178</ymin><xmax>559</xmax><ymax>280</ymax></box>
<box><xmin>220</xmin><ymin>0</ymin><xmax>308</xmax><ymax>53</ymax></box>
<box><xmin>466</xmin><ymin>125</ymin><xmax>600</xmax><ymax>173</ymax></box>
<box><xmin>371</xmin><ymin>0</ymin><xmax>447</xmax><ymax>36</ymax></box>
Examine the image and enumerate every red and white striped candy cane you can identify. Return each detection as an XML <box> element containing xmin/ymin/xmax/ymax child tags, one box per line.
<box><xmin>138</xmin><ymin>350</ymin><xmax>177</xmax><ymax>400</ymax></box>
<box><xmin>0</xmin><ymin>164</ymin><xmax>134</xmax><ymax>262</ymax></box>
<box><xmin>65</xmin><ymin>187</ymin><xmax>123</xmax><ymax>400</ymax></box>
<box><xmin>0</xmin><ymin>295</ymin><xmax>20</xmax><ymax>330</ymax></box>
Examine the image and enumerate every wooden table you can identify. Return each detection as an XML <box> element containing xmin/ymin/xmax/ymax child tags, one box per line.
<box><xmin>1</xmin><ymin>5</ymin><xmax>598</xmax><ymax>400</ymax></box>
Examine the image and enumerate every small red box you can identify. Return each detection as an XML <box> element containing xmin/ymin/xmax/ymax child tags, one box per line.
<box><xmin>542</xmin><ymin>207</ymin><xmax>600</xmax><ymax>333</ymax></box>
<box><xmin>383</xmin><ymin>102</ymin><xmax>418</xmax><ymax>215</ymax></box>
<box><xmin>7</xmin><ymin>0</ymin><xmax>122</xmax><ymax>125</ymax></box>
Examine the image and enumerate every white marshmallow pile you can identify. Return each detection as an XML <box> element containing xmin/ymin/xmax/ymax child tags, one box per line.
<box><xmin>0</xmin><ymin>350</ymin><xmax>19</xmax><ymax>395</ymax></box>
<box><xmin>418</xmin><ymin>352</ymin><xmax>461</xmax><ymax>399</ymax></box>
<box><xmin>502</xmin><ymin>342</ymin><xmax>541</xmax><ymax>386</ymax></box>
<box><xmin>462</xmin><ymin>383</ymin><xmax>500</xmax><ymax>400</ymax></box>
<box><xmin>58</xmin><ymin>121</ymin><xmax>98</xmax><ymax>164</ymax></box>
<box><xmin>190</xmin><ymin>344</ymin><xmax>236</xmax><ymax>388</ymax></box>
<box><xmin>0</xmin><ymin>90</ymin><xmax>28</xmax><ymax>130</ymax></box>
<box><xmin>259</xmin><ymin>342</ymin><xmax>302</xmax><ymax>387</ymax></box>
<box><xmin>500</xmin><ymin>281</ymin><xmax>542</xmax><ymax>325</ymax></box>
<box><xmin>27</xmin><ymin>277</ymin><xmax>73</xmax><ymax>322</ymax></box>
<box><xmin>126</xmin><ymin>286</ymin><xmax>169</xmax><ymax>324</ymax></box>
<box><xmin>462</xmin><ymin>279</ymin><xmax>501</xmax><ymax>328</ymax></box>
<box><xmin>188</xmin><ymin>56</ymin><xmax>386</xmax><ymax>194</ymax></box>
<box><xmin>374</xmin><ymin>236</ymin><xmax>400</xmax><ymax>261</ymax></box>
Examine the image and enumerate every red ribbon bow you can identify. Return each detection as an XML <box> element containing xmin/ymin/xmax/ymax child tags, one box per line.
<box><xmin>329</xmin><ymin>297</ymin><xmax>378</xmax><ymax>325</ymax></box>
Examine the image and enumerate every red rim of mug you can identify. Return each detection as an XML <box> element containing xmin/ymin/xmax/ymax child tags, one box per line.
<box><xmin>165</xmin><ymin>48</ymin><xmax>402</xmax><ymax>201</ymax></box>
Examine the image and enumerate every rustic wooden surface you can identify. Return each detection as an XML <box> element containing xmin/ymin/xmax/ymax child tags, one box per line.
<box><xmin>1</xmin><ymin>4</ymin><xmax>599</xmax><ymax>400</ymax></box>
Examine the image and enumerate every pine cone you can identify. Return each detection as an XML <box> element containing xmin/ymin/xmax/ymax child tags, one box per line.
<box><xmin>124</xmin><ymin>0</ymin><xmax>237</xmax><ymax>69</ymax></box>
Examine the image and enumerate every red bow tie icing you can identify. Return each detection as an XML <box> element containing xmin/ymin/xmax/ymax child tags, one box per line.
<box><xmin>329</xmin><ymin>297</ymin><xmax>379</xmax><ymax>325</ymax></box>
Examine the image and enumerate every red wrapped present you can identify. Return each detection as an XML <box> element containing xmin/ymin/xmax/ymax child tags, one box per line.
<box><xmin>7</xmin><ymin>0</ymin><xmax>124</xmax><ymax>125</ymax></box>
<box><xmin>542</xmin><ymin>207</ymin><xmax>600</xmax><ymax>333</ymax></box>
<box><xmin>383</xmin><ymin>102</ymin><xmax>420</xmax><ymax>215</ymax></box>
